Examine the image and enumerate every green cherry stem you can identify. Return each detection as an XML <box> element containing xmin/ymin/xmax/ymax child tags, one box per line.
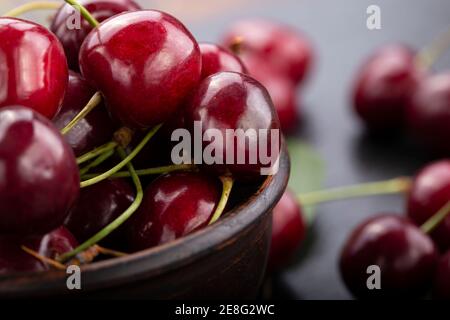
<box><xmin>421</xmin><ymin>200</ymin><xmax>450</xmax><ymax>234</ymax></box>
<box><xmin>82</xmin><ymin>163</ymin><xmax>195</xmax><ymax>180</ymax></box>
<box><xmin>80</xmin><ymin>124</ymin><xmax>162</xmax><ymax>188</ymax></box>
<box><xmin>61</xmin><ymin>92</ymin><xmax>102</xmax><ymax>135</ymax></box>
<box><xmin>3</xmin><ymin>1</ymin><xmax>61</xmax><ymax>17</ymax></box>
<box><xmin>59</xmin><ymin>147</ymin><xmax>143</xmax><ymax>263</ymax></box>
<box><xmin>76</xmin><ymin>141</ymin><xmax>117</xmax><ymax>165</ymax></box>
<box><xmin>64</xmin><ymin>0</ymin><xmax>99</xmax><ymax>27</ymax></box>
<box><xmin>209</xmin><ymin>176</ymin><xmax>234</xmax><ymax>225</ymax></box>
<box><xmin>78</xmin><ymin>148</ymin><xmax>114</xmax><ymax>176</ymax></box>
<box><xmin>299</xmin><ymin>177</ymin><xmax>412</xmax><ymax>206</ymax></box>
<box><xmin>416</xmin><ymin>25</ymin><xmax>450</xmax><ymax>70</ymax></box>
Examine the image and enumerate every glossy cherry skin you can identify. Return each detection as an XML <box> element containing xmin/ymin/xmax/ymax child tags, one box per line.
<box><xmin>268</xmin><ymin>189</ymin><xmax>306</xmax><ymax>272</ymax></box>
<box><xmin>199</xmin><ymin>43</ymin><xmax>247</xmax><ymax>79</ymax></box>
<box><xmin>0</xmin><ymin>227</ymin><xmax>77</xmax><ymax>275</ymax></box>
<box><xmin>407</xmin><ymin>160</ymin><xmax>450</xmax><ymax>252</ymax></box>
<box><xmin>53</xmin><ymin>72</ymin><xmax>116</xmax><ymax>157</ymax></box>
<box><xmin>50</xmin><ymin>0</ymin><xmax>141</xmax><ymax>71</ymax></box>
<box><xmin>352</xmin><ymin>45</ymin><xmax>421</xmax><ymax>132</ymax></box>
<box><xmin>79</xmin><ymin>10</ymin><xmax>202</xmax><ymax>129</ymax></box>
<box><xmin>340</xmin><ymin>214</ymin><xmax>438</xmax><ymax>298</ymax></box>
<box><xmin>0</xmin><ymin>106</ymin><xmax>80</xmax><ymax>235</ymax></box>
<box><xmin>433</xmin><ymin>250</ymin><xmax>450</xmax><ymax>300</ymax></box>
<box><xmin>407</xmin><ymin>72</ymin><xmax>450</xmax><ymax>155</ymax></box>
<box><xmin>0</xmin><ymin>18</ymin><xmax>68</xmax><ymax>119</ymax></box>
<box><xmin>222</xmin><ymin>19</ymin><xmax>313</xmax><ymax>85</ymax></box>
<box><xmin>185</xmin><ymin>72</ymin><xmax>281</xmax><ymax>179</ymax></box>
<box><xmin>127</xmin><ymin>172</ymin><xmax>220</xmax><ymax>251</ymax></box>
<box><xmin>64</xmin><ymin>178</ymin><xmax>134</xmax><ymax>243</ymax></box>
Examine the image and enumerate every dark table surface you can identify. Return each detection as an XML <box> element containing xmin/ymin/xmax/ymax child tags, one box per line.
<box><xmin>3</xmin><ymin>0</ymin><xmax>450</xmax><ymax>300</ymax></box>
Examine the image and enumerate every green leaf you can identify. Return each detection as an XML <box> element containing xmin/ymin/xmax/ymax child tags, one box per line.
<box><xmin>287</xmin><ymin>138</ymin><xmax>325</xmax><ymax>222</ymax></box>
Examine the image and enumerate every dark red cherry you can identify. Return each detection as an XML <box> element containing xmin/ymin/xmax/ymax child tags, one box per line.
<box><xmin>352</xmin><ymin>45</ymin><xmax>421</xmax><ymax>132</ymax></box>
<box><xmin>64</xmin><ymin>179</ymin><xmax>134</xmax><ymax>243</ymax></box>
<box><xmin>0</xmin><ymin>106</ymin><xmax>80</xmax><ymax>235</ymax></box>
<box><xmin>185</xmin><ymin>72</ymin><xmax>281</xmax><ymax>179</ymax></box>
<box><xmin>0</xmin><ymin>18</ymin><xmax>68</xmax><ymax>119</ymax></box>
<box><xmin>340</xmin><ymin>214</ymin><xmax>438</xmax><ymax>298</ymax></box>
<box><xmin>407</xmin><ymin>160</ymin><xmax>450</xmax><ymax>251</ymax></box>
<box><xmin>245</xmin><ymin>56</ymin><xmax>299</xmax><ymax>133</ymax></box>
<box><xmin>222</xmin><ymin>19</ymin><xmax>313</xmax><ymax>85</ymax></box>
<box><xmin>50</xmin><ymin>0</ymin><xmax>141</xmax><ymax>71</ymax></box>
<box><xmin>268</xmin><ymin>189</ymin><xmax>306</xmax><ymax>272</ymax></box>
<box><xmin>79</xmin><ymin>10</ymin><xmax>202</xmax><ymax>129</ymax></box>
<box><xmin>53</xmin><ymin>72</ymin><xmax>116</xmax><ymax>157</ymax></box>
<box><xmin>127</xmin><ymin>172</ymin><xmax>220</xmax><ymax>251</ymax></box>
<box><xmin>199</xmin><ymin>43</ymin><xmax>247</xmax><ymax>79</ymax></box>
<box><xmin>0</xmin><ymin>227</ymin><xmax>77</xmax><ymax>275</ymax></box>
<box><xmin>433</xmin><ymin>250</ymin><xmax>450</xmax><ymax>300</ymax></box>
<box><xmin>407</xmin><ymin>72</ymin><xmax>450</xmax><ymax>155</ymax></box>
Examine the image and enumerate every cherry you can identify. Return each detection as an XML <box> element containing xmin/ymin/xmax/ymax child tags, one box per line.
<box><xmin>185</xmin><ymin>72</ymin><xmax>281</xmax><ymax>179</ymax></box>
<box><xmin>268</xmin><ymin>189</ymin><xmax>306</xmax><ymax>272</ymax></box>
<box><xmin>0</xmin><ymin>17</ymin><xmax>68</xmax><ymax>119</ymax></box>
<box><xmin>64</xmin><ymin>178</ymin><xmax>134</xmax><ymax>244</ymax></box>
<box><xmin>433</xmin><ymin>250</ymin><xmax>450</xmax><ymax>300</ymax></box>
<box><xmin>407</xmin><ymin>72</ymin><xmax>450</xmax><ymax>155</ymax></box>
<box><xmin>53</xmin><ymin>72</ymin><xmax>116</xmax><ymax>157</ymax></box>
<box><xmin>50</xmin><ymin>0</ymin><xmax>141</xmax><ymax>71</ymax></box>
<box><xmin>127</xmin><ymin>172</ymin><xmax>220</xmax><ymax>251</ymax></box>
<box><xmin>407</xmin><ymin>160</ymin><xmax>450</xmax><ymax>252</ymax></box>
<box><xmin>340</xmin><ymin>214</ymin><xmax>438</xmax><ymax>298</ymax></box>
<box><xmin>199</xmin><ymin>43</ymin><xmax>247</xmax><ymax>79</ymax></box>
<box><xmin>352</xmin><ymin>45</ymin><xmax>421</xmax><ymax>132</ymax></box>
<box><xmin>0</xmin><ymin>106</ymin><xmax>80</xmax><ymax>235</ymax></box>
<box><xmin>222</xmin><ymin>19</ymin><xmax>313</xmax><ymax>85</ymax></box>
<box><xmin>79</xmin><ymin>10</ymin><xmax>202</xmax><ymax>129</ymax></box>
<box><xmin>0</xmin><ymin>227</ymin><xmax>77</xmax><ymax>275</ymax></box>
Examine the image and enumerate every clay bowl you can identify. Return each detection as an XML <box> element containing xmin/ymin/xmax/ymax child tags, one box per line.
<box><xmin>0</xmin><ymin>142</ymin><xmax>290</xmax><ymax>299</ymax></box>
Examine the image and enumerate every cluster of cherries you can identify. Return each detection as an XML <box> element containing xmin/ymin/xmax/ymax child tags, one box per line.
<box><xmin>352</xmin><ymin>43</ymin><xmax>450</xmax><ymax>155</ymax></box>
<box><xmin>0</xmin><ymin>0</ymin><xmax>291</xmax><ymax>274</ymax></box>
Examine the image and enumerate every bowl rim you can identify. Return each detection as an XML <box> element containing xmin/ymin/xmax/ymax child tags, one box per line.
<box><xmin>0</xmin><ymin>140</ymin><xmax>290</xmax><ymax>296</ymax></box>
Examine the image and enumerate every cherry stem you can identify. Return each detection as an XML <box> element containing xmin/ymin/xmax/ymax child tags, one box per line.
<box><xmin>416</xmin><ymin>25</ymin><xmax>450</xmax><ymax>69</ymax></box>
<box><xmin>61</xmin><ymin>92</ymin><xmax>102</xmax><ymax>135</ymax></box>
<box><xmin>3</xmin><ymin>1</ymin><xmax>61</xmax><ymax>17</ymax></box>
<box><xmin>64</xmin><ymin>0</ymin><xmax>99</xmax><ymax>27</ymax></box>
<box><xmin>76</xmin><ymin>141</ymin><xmax>117</xmax><ymax>165</ymax></box>
<box><xmin>59</xmin><ymin>147</ymin><xmax>143</xmax><ymax>262</ymax></box>
<box><xmin>421</xmin><ymin>200</ymin><xmax>450</xmax><ymax>234</ymax></box>
<box><xmin>78</xmin><ymin>148</ymin><xmax>114</xmax><ymax>176</ymax></box>
<box><xmin>21</xmin><ymin>246</ymin><xmax>66</xmax><ymax>270</ymax></box>
<box><xmin>82</xmin><ymin>163</ymin><xmax>195</xmax><ymax>180</ymax></box>
<box><xmin>95</xmin><ymin>245</ymin><xmax>127</xmax><ymax>257</ymax></box>
<box><xmin>80</xmin><ymin>124</ymin><xmax>162</xmax><ymax>188</ymax></box>
<box><xmin>299</xmin><ymin>177</ymin><xmax>412</xmax><ymax>206</ymax></box>
<box><xmin>209</xmin><ymin>176</ymin><xmax>234</xmax><ymax>225</ymax></box>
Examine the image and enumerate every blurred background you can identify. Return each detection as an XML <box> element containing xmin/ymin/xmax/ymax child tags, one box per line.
<box><xmin>2</xmin><ymin>0</ymin><xmax>450</xmax><ymax>299</ymax></box>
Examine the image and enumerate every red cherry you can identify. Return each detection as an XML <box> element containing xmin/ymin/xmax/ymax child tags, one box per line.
<box><xmin>185</xmin><ymin>72</ymin><xmax>281</xmax><ymax>179</ymax></box>
<box><xmin>53</xmin><ymin>71</ymin><xmax>116</xmax><ymax>157</ymax></box>
<box><xmin>79</xmin><ymin>10</ymin><xmax>202</xmax><ymax>129</ymax></box>
<box><xmin>268</xmin><ymin>189</ymin><xmax>306</xmax><ymax>272</ymax></box>
<box><xmin>340</xmin><ymin>214</ymin><xmax>438</xmax><ymax>298</ymax></box>
<box><xmin>199</xmin><ymin>43</ymin><xmax>247</xmax><ymax>79</ymax></box>
<box><xmin>64</xmin><ymin>179</ymin><xmax>134</xmax><ymax>243</ymax></box>
<box><xmin>433</xmin><ymin>250</ymin><xmax>450</xmax><ymax>300</ymax></box>
<box><xmin>0</xmin><ymin>106</ymin><xmax>80</xmax><ymax>235</ymax></box>
<box><xmin>407</xmin><ymin>160</ymin><xmax>450</xmax><ymax>251</ymax></box>
<box><xmin>407</xmin><ymin>72</ymin><xmax>450</xmax><ymax>155</ymax></box>
<box><xmin>0</xmin><ymin>18</ymin><xmax>68</xmax><ymax>119</ymax></box>
<box><xmin>352</xmin><ymin>45</ymin><xmax>421</xmax><ymax>132</ymax></box>
<box><xmin>50</xmin><ymin>0</ymin><xmax>141</xmax><ymax>71</ymax></box>
<box><xmin>0</xmin><ymin>227</ymin><xmax>77</xmax><ymax>275</ymax></box>
<box><xmin>222</xmin><ymin>19</ymin><xmax>313</xmax><ymax>85</ymax></box>
<box><xmin>127</xmin><ymin>172</ymin><xmax>220</xmax><ymax>251</ymax></box>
